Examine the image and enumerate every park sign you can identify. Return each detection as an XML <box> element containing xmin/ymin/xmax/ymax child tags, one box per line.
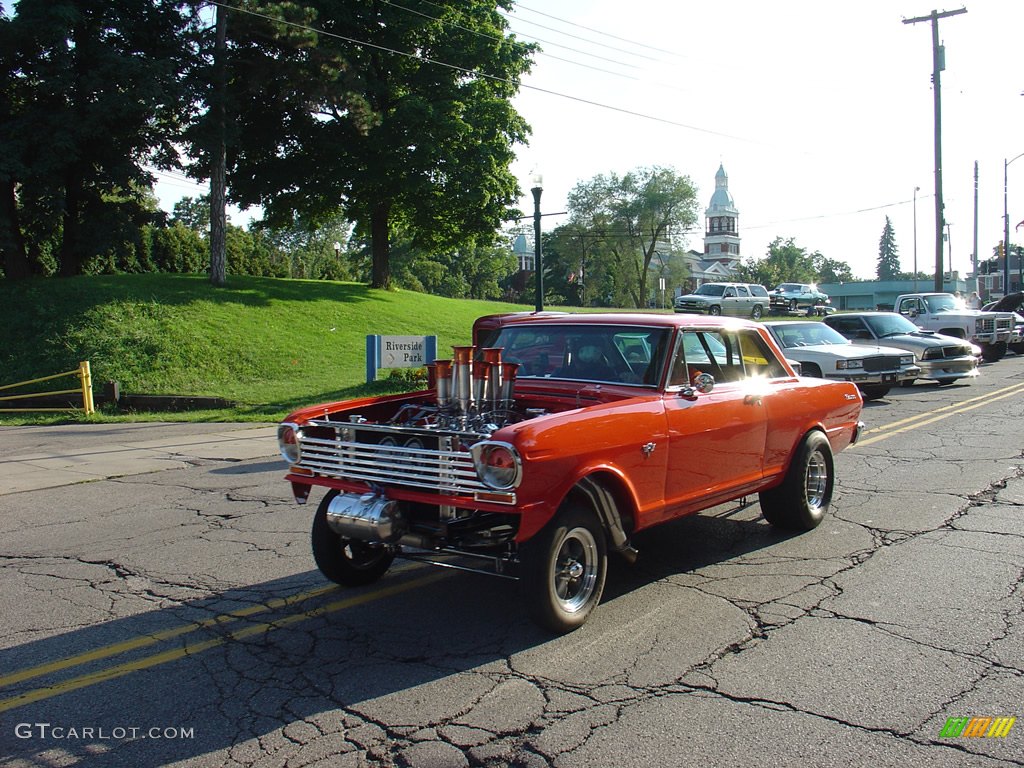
<box><xmin>366</xmin><ymin>335</ymin><xmax>438</xmax><ymax>383</ymax></box>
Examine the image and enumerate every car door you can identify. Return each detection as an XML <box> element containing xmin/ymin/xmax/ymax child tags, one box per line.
<box><xmin>733</xmin><ymin>285</ymin><xmax>752</xmax><ymax>317</ymax></box>
<box><xmin>721</xmin><ymin>286</ymin><xmax>740</xmax><ymax>316</ymax></box>
<box><xmin>659</xmin><ymin>329</ymin><xmax>768</xmax><ymax>521</ymax></box>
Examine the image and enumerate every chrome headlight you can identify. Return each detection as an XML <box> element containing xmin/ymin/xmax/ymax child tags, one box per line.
<box><xmin>277</xmin><ymin>422</ymin><xmax>302</xmax><ymax>464</ymax></box>
<box><xmin>900</xmin><ymin>355</ymin><xmax>915</xmax><ymax>366</ymax></box>
<box><xmin>922</xmin><ymin>348</ymin><xmax>942</xmax><ymax>360</ymax></box>
<box><xmin>836</xmin><ymin>359</ymin><xmax>864</xmax><ymax>370</ymax></box>
<box><xmin>470</xmin><ymin>441</ymin><xmax>522</xmax><ymax>490</ymax></box>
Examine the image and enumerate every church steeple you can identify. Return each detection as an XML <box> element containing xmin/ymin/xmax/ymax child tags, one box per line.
<box><xmin>704</xmin><ymin>163</ymin><xmax>740</xmax><ymax>262</ymax></box>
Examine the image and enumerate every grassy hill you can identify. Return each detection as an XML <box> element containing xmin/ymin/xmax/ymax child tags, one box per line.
<box><xmin>0</xmin><ymin>274</ymin><xmax>533</xmax><ymax>422</ymax></box>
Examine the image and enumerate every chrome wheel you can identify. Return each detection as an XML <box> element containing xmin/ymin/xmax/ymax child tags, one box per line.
<box><xmin>552</xmin><ymin>527</ymin><xmax>599</xmax><ymax>614</ymax></box>
<box><xmin>804</xmin><ymin>450</ymin><xmax>829</xmax><ymax>510</ymax></box>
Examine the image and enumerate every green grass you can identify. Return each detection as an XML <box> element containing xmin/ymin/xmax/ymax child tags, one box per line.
<box><xmin>0</xmin><ymin>274</ymin><xmax>533</xmax><ymax>423</ymax></box>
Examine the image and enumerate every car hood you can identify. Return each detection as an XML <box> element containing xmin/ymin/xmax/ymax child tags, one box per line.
<box><xmin>865</xmin><ymin>333</ymin><xmax>972</xmax><ymax>354</ymax></box>
<box><xmin>782</xmin><ymin>343</ymin><xmax>905</xmax><ymax>359</ymax></box>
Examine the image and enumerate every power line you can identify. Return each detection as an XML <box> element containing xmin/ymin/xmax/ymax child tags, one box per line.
<box><xmin>380</xmin><ymin>0</ymin><xmax>691</xmax><ymax>92</ymax></box>
<box><xmin>500</xmin><ymin>8</ymin><xmax>659</xmax><ymax>62</ymax></box>
<box><xmin>512</xmin><ymin>2</ymin><xmax>685</xmax><ymax>59</ymax></box>
<box><xmin>209</xmin><ymin>1</ymin><xmax>756</xmax><ymax>145</ymax></box>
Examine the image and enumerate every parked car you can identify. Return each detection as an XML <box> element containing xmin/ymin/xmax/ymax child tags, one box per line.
<box><xmin>894</xmin><ymin>292</ymin><xmax>1013</xmax><ymax>362</ymax></box>
<box><xmin>770</xmin><ymin>283</ymin><xmax>831</xmax><ymax>313</ymax></box>
<box><xmin>763</xmin><ymin>321</ymin><xmax>918</xmax><ymax>400</ymax></box>
<box><xmin>278</xmin><ymin>313</ymin><xmax>864</xmax><ymax>633</ymax></box>
<box><xmin>674</xmin><ymin>282</ymin><xmax>770</xmax><ymax>318</ymax></box>
<box><xmin>822</xmin><ymin>311</ymin><xmax>979</xmax><ymax>384</ymax></box>
<box><xmin>982</xmin><ymin>294</ymin><xmax>1024</xmax><ymax>355</ymax></box>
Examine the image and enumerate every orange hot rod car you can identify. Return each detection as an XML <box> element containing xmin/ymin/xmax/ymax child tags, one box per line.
<box><xmin>279</xmin><ymin>313</ymin><xmax>864</xmax><ymax>633</ymax></box>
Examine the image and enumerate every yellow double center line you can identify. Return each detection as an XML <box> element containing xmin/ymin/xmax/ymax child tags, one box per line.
<box><xmin>855</xmin><ymin>380</ymin><xmax>1024</xmax><ymax>447</ymax></box>
<box><xmin>0</xmin><ymin>569</ymin><xmax>449</xmax><ymax>713</ymax></box>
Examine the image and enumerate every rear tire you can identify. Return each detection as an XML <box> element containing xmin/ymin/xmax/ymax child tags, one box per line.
<box><xmin>312</xmin><ymin>491</ymin><xmax>395</xmax><ymax>586</ymax></box>
<box><xmin>759</xmin><ymin>431</ymin><xmax>834</xmax><ymax>531</ymax></box>
<box><xmin>751</xmin><ymin>304</ymin><xmax>763</xmax><ymax>320</ymax></box>
<box><xmin>520</xmin><ymin>505</ymin><xmax>607</xmax><ymax>633</ymax></box>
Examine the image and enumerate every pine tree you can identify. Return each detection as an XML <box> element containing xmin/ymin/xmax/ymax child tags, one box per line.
<box><xmin>877</xmin><ymin>216</ymin><xmax>901</xmax><ymax>280</ymax></box>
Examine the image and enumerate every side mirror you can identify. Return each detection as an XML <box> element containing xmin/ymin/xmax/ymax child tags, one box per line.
<box><xmin>681</xmin><ymin>372</ymin><xmax>715</xmax><ymax>398</ymax></box>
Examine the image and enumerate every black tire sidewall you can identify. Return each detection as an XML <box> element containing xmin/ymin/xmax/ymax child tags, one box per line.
<box><xmin>312</xmin><ymin>490</ymin><xmax>394</xmax><ymax>586</ymax></box>
<box><xmin>520</xmin><ymin>505</ymin><xmax>607</xmax><ymax>634</ymax></box>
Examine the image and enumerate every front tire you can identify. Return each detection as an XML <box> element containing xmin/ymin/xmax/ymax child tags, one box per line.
<box><xmin>981</xmin><ymin>341</ymin><xmax>1007</xmax><ymax>362</ymax></box>
<box><xmin>312</xmin><ymin>491</ymin><xmax>395</xmax><ymax>586</ymax></box>
<box><xmin>759</xmin><ymin>431</ymin><xmax>834</xmax><ymax>531</ymax></box>
<box><xmin>789</xmin><ymin>299</ymin><xmax>798</xmax><ymax>312</ymax></box>
<box><xmin>859</xmin><ymin>385</ymin><xmax>890</xmax><ymax>401</ymax></box>
<box><xmin>520</xmin><ymin>505</ymin><xmax>607</xmax><ymax>634</ymax></box>
<box><xmin>708</xmin><ymin>305</ymin><xmax>722</xmax><ymax>316</ymax></box>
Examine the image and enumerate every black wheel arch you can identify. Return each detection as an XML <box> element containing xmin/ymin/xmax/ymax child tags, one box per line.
<box><xmin>565</xmin><ymin>473</ymin><xmax>638</xmax><ymax>563</ymax></box>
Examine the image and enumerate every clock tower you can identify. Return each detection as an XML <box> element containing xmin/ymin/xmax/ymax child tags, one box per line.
<box><xmin>703</xmin><ymin>164</ymin><xmax>740</xmax><ymax>269</ymax></box>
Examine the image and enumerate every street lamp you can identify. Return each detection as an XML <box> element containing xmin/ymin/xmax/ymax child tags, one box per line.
<box><xmin>1005</xmin><ymin>153</ymin><xmax>1024</xmax><ymax>296</ymax></box>
<box><xmin>531</xmin><ymin>171</ymin><xmax>543</xmax><ymax>313</ymax></box>
<box><xmin>913</xmin><ymin>186</ymin><xmax>920</xmax><ymax>291</ymax></box>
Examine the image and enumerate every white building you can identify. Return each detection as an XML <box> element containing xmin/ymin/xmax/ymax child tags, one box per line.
<box><xmin>679</xmin><ymin>164</ymin><xmax>742</xmax><ymax>290</ymax></box>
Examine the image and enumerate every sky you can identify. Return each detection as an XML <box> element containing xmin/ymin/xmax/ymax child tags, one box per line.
<box><xmin>504</xmin><ymin>0</ymin><xmax>1024</xmax><ymax>280</ymax></box>
<box><xmin>7</xmin><ymin>0</ymin><xmax>1020</xmax><ymax>281</ymax></box>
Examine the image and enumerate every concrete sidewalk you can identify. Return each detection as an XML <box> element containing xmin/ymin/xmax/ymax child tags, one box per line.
<box><xmin>0</xmin><ymin>422</ymin><xmax>280</xmax><ymax>495</ymax></box>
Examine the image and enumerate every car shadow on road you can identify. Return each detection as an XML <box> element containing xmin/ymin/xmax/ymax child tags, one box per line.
<box><xmin>0</xmin><ymin>503</ymin><xmax>789</xmax><ymax>767</ymax></box>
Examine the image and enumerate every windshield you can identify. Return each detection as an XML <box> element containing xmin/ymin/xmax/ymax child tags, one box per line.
<box><xmin>923</xmin><ymin>294</ymin><xmax>964</xmax><ymax>312</ymax></box>
<box><xmin>694</xmin><ymin>284</ymin><xmax>726</xmax><ymax>297</ymax></box>
<box><xmin>864</xmin><ymin>314</ymin><xmax>920</xmax><ymax>337</ymax></box>
<box><xmin>770</xmin><ymin>322</ymin><xmax>848</xmax><ymax>348</ymax></box>
<box><xmin>481</xmin><ymin>324</ymin><xmax>673</xmax><ymax>386</ymax></box>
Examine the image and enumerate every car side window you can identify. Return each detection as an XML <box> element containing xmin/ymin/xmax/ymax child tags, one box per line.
<box><xmin>829</xmin><ymin>317</ymin><xmax>866</xmax><ymax>337</ymax></box>
<box><xmin>669</xmin><ymin>330</ymin><xmax>745</xmax><ymax>386</ymax></box>
<box><xmin>739</xmin><ymin>331</ymin><xmax>788</xmax><ymax>378</ymax></box>
<box><xmin>736</xmin><ymin>286</ymin><xmax>750</xmax><ymax>298</ymax></box>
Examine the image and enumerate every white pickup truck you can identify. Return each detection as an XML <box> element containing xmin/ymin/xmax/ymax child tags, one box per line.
<box><xmin>894</xmin><ymin>292</ymin><xmax>1014</xmax><ymax>362</ymax></box>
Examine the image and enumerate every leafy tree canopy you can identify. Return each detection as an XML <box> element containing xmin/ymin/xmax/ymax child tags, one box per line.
<box><xmin>1</xmin><ymin>0</ymin><xmax>198</xmax><ymax>279</ymax></box>
<box><xmin>565</xmin><ymin>166</ymin><xmax>698</xmax><ymax>308</ymax></box>
<box><xmin>733</xmin><ymin>236</ymin><xmax>852</xmax><ymax>287</ymax></box>
<box><xmin>212</xmin><ymin>0</ymin><xmax>535</xmax><ymax>289</ymax></box>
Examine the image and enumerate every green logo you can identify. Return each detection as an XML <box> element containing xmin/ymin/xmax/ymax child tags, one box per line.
<box><xmin>939</xmin><ymin>717</ymin><xmax>1015</xmax><ymax>738</ymax></box>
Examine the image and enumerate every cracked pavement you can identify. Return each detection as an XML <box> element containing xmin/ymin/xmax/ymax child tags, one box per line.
<box><xmin>1</xmin><ymin>369</ymin><xmax>1022</xmax><ymax>767</ymax></box>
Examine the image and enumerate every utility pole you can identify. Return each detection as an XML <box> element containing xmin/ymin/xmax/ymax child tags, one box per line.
<box><xmin>903</xmin><ymin>7</ymin><xmax>967</xmax><ymax>293</ymax></box>
<box><xmin>209</xmin><ymin>3</ymin><xmax>228</xmax><ymax>287</ymax></box>
<box><xmin>972</xmin><ymin>161</ymin><xmax>978</xmax><ymax>295</ymax></box>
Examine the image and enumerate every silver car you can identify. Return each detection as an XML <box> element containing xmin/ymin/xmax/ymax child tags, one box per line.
<box><xmin>823</xmin><ymin>312</ymin><xmax>978</xmax><ymax>385</ymax></box>
<box><xmin>764</xmin><ymin>321</ymin><xmax>919</xmax><ymax>401</ymax></box>
<box><xmin>674</xmin><ymin>282</ymin><xmax>770</xmax><ymax>319</ymax></box>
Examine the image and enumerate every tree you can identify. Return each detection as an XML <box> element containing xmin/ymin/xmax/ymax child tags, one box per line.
<box><xmin>877</xmin><ymin>216</ymin><xmax>900</xmax><ymax>280</ymax></box>
<box><xmin>1</xmin><ymin>0</ymin><xmax>198</xmax><ymax>278</ymax></box>
<box><xmin>215</xmin><ymin>0</ymin><xmax>535</xmax><ymax>289</ymax></box>
<box><xmin>733</xmin><ymin>237</ymin><xmax>818</xmax><ymax>287</ymax></box>
<box><xmin>566</xmin><ymin>167</ymin><xmax>699</xmax><ymax>308</ymax></box>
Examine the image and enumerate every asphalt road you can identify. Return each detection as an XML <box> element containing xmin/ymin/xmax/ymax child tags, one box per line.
<box><xmin>1</xmin><ymin>363</ymin><xmax>1023</xmax><ymax>767</ymax></box>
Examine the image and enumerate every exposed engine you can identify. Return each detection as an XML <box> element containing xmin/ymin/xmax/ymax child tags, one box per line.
<box><xmin>383</xmin><ymin>345</ymin><xmax>534</xmax><ymax>437</ymax></box>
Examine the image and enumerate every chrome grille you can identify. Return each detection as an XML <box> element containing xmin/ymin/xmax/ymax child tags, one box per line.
<box><xmin>296</xmin><ymin>419</ymin><xmax>487</xmax><ymax>495</ymax></box>
<box><xmin>863</xmin><ymin>355</ymin><xmax>901</xmax><ymax>373</ymax></box>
